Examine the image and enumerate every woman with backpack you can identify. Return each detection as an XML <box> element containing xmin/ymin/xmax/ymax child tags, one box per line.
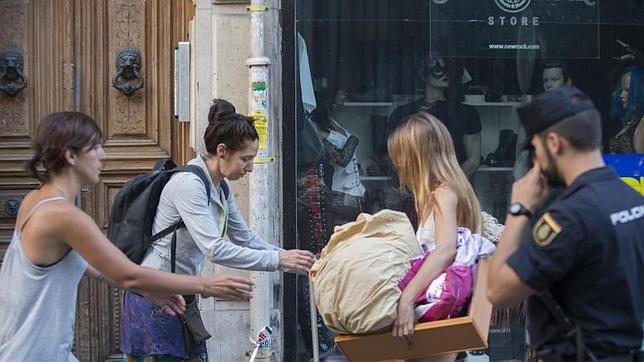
<box><xmin>0</xmin><ymin>112</ymin><xmax>254</xmax><ymax>361</ymax></box>
<box><xmin>120</xmin><ymin>99</ymin><xmax>316</xmax><ymax>362</ymax></box>
<box><xmin>387</xmin><ymin>112</ymin><xmax>494</xmax><ymax>362</ymax></box>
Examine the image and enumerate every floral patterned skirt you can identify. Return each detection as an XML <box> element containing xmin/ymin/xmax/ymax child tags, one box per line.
<box><xmin>120</xmin><ymin>291</ymin><xmax>207</xmax><ymax>360</ymax></box>
<box><xmin>123</xmin><ymin>352</ymin><xmax>208</xmax><ymax>362</ymax></box>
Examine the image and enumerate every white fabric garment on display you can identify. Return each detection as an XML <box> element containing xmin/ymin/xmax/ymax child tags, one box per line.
<box><xmin>417</xmin><ymin>212</ymin><xmax>498</xmax><ymax>260</ymax></box>
<box><xmin>297</xmin><ymin>33</ymin><xmax>317</xmax><ymax>113</ymax></box>
<box><xmin>325</xmin><ymin>127</ymin><xmax>366</xmax><ymax>197</ymax></box>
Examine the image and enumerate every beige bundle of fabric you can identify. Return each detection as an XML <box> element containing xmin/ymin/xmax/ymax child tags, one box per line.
<box><xmin>309</xmin><ymin>210</ymin><xmax>422</xmax><ymax>334</ymax></box>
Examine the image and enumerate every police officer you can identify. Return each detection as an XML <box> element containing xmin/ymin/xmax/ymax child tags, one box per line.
<box><xmin>487</xmin><ymin>86</ymin><xmax>644</xmax><ymax>362</ymax></box>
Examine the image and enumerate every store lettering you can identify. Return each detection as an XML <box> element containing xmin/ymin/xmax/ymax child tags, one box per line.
<box><xmin>621</xmin><ymin>177</ymin><xmax>644</xmax><ymax>195</ymax></box>
<box><xmin>434</xmin><ymin>0</ymin><xmax>596</xmax><ymax>5</ymax></box>
<box><xmin>488</xmin><ymin>16</ymin><xmax>540</xmax><ymax>26</ymax></box>
<box><xmin>538</xmin><ymin>0</ymin><xmax>596</xmax><ymax>6</ymax></box>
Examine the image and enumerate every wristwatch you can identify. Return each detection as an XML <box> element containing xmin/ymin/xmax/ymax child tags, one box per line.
<box><xmin>507</xmin><ymin>203</ymin><xmax>532</xmax><ymax>218</ymax></box>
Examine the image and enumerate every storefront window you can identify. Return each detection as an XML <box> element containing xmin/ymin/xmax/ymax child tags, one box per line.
<box><xmin>290</xmin><ymin>1</ymin><xmax>644</xmax><ymax>360</ymax></box>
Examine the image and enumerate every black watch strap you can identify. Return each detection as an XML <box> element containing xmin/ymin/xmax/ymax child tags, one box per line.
<box><xmin>508</xmin><ymin>203</ymin><xmax>533</xmax><ymax>218</ymax></box>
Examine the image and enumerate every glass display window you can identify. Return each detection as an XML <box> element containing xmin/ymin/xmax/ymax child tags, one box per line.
<box><xmin>284</xmin><ymin>1</ymin><xmax>644</xmax><ymax>360</ymax></box>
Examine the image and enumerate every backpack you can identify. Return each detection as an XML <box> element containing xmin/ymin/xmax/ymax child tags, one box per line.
<box><xmin>107</xmin><ymin>158</ymin><xmax>228</xmax><ymax>265</ymax></box>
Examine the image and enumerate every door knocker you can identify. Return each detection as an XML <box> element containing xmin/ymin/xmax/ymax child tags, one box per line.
<box><xmin>112</xmin><ymin>46</ymin><xmax>144</xmax><ymax>96</ymax></box>
<box><xmin>4</xmin><ymin>199</ymin><xmax>21</xmax><ymax>217</ymax></box>
<box><xmin>0</xmin><ymin>47</ymin><xmax>28</xmax><ymax>96</ymax></box>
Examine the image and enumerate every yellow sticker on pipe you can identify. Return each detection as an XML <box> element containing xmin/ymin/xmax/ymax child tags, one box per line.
<box><xmin>251</xmin><ymin>110</ymin><xmax>268</xmax><ymax>150</ymax></box>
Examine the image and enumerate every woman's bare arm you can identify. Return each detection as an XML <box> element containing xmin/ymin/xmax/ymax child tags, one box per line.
<box><xmin>400</xmin><ymin>188</ymin><xmax>458</xmax><ymax>304</ymax></box>
<box><xmin>393</xmin><ymin>187</ymin><xmax>458</xmax><ymax>341</ymax></box>
<box><xmin>58</xmin><ymin>203</ymin><xmax>253</xmax><ymax>299</ymax></box>
<box><xmin>86</xmin><ymin>265</ymin><xmax>187</xmax><ymax>315</ymax></box>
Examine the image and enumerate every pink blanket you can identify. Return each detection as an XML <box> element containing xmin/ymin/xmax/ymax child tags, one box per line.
<box><xmin>398</xmin><ymin>227</ymin><xmax>495</xmax><ymax>322</ymax></box>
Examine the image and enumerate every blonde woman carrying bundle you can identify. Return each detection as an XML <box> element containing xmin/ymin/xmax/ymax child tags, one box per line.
<box><xmin>388</xmin><ymin>112</ymin><xmax>494</xmax><ymax>361</ymax></box>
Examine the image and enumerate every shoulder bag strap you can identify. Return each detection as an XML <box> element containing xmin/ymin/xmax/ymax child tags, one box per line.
<box><xmin>537</xmin><ymin>291</ymin><xmax>598</xmax><ymax>362</ymax></box>
<box><xmin>177</xmin><ymin>165</ymin><xmax>212</xmax><ymax>205</ymax></box>
<box><xmin>147</xmin><ymin>165</ymin><xmax>211</xmax><ymax>271</ymax></box>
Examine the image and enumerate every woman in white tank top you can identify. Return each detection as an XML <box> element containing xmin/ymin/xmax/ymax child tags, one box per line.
<box><xmin>387</xmin><ymin>112</ymin><xmax>485</xmax><ymax>362</ymax></box>
<box><xmin>0</xmin><ymin>112</ymin><xmax>255</xmax><ymax>361</ymax></box>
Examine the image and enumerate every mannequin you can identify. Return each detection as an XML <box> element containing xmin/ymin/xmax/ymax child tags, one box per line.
<box><xmin>513</xmin><ymin>60</ymin><xmax>573</xmax><ymax>180</ymax></box>
<box><xmin>298</xmin><ymin>101</ymin><xmax>366</xmax><ymax>361</ymax></box>
<box><xmin>311</xmin><ymin>104</ymin><xmax>366</xmax><ymax>226</ymax></box>
<box><xmin>608</xmin><ymin>49</ymin><xmax>644</xmax><ymax>154</ymax></box>
<box><xmin>387</xmin><ymin>55</ymin><xmax>482</xmax><ymax>178</ymax></box>
<box><xmin>542</xmin><ymin>60</ymin><xmax>572</xmax><ymax>91</ymax></box>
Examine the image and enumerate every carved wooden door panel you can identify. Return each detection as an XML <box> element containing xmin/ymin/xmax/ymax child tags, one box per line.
<box><xmin>0</xmin><ymin>0</ymin><xmax>75</xmax><ymax>264</ymax></box>
<box><xmin>0</xmin><ymin>1</ymin><xmax>194</xmax><ymax>360</ymax></box>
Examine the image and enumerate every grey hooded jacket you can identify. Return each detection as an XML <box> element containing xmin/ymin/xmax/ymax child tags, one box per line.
<box><xmin>141</xmin><ymin>156</ymin><xmax>282</xmax><ymax>275</ymax></box>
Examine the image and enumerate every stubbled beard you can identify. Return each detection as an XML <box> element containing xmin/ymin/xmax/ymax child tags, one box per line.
<box><xmin>543</xmin><ymin>149</ymin><xmax>565</xmax><ymax>187</ymax></box>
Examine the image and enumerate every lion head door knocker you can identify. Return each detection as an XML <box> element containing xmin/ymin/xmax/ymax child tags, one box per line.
<box><xmin>112</xmin><ymin>46</ymin><xmax>144</xmax><ymax>96</ymax></box>
<box><xmin>4</xmin><ymin>199</ymin><xmax>21</xmax><ymax>217</ymax></box>
<box><xmin>0</xmin><ymin>47</ymin><xmax>28</xmax><ymax>96</ymax></box>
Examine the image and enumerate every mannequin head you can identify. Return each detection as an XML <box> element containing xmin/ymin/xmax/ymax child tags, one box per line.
<box><xmin>334</xmin><ymin>88</ymin><xmax>348</xmax><ymax>106</ymax></box>
<box><xmin>418</xmin><ymin>52</ymin><xmax>449</xmax><ymax>89</ymax></box>
<box><xmin>610</xmin><ymin>64</ymin><xmax>644</xmax><ymax>125</ymax></box>
<box><xmin>310</xmin><ymin>105</ymin><xmax>332</xmax><ymax>131</ymax></box>
<box><xmin>542</xmin><ymin>60</ymin><xmax>572</xmax><ymax>91</ymax></box>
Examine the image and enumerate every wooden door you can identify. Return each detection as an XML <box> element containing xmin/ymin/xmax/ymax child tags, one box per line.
<box><xmin>0</xmin><ymin>1</ymin><xmax>195</xmax><ymax>360</ymax></box>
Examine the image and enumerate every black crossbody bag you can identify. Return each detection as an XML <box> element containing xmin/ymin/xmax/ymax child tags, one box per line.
<box><xmin>169</xmin><ymin>222</ymin><xmax>212</xmax><ymax>355</ymax></box>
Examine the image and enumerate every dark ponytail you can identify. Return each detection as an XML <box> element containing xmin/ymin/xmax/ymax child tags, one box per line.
<box><xmin>207</xmin><ymin>98</ymin><xmax>236</xmax><ymax>125</ymax></box>
<box><xmin>25</xmin><ymin>152</ymin><xmax>44</xmax><ymax>181</ymax></box>
<box><xmin>204</xmin><ymin>98</ymin><xmax>259</xmax><ymax>154</ymax></box>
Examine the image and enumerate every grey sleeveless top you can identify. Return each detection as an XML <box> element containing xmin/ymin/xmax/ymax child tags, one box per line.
<box><xmin>0</xmin><ymin>197</ymin><xmax>88</xmax><ymax>362</ymax></box>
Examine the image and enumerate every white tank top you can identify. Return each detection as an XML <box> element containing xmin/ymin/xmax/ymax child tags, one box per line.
<box><xmin>0</xmin><ymin>197</ymin><xmax>87</xmax><ymax>361</ymax></box>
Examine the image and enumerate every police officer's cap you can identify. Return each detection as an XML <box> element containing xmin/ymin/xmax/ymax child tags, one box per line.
<box><xmin>517</xmin><ymin>86</ymin><xmax>596</xmax><ymax>149</ymax></box>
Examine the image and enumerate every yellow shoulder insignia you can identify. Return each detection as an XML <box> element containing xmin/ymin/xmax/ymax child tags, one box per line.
<box><xmin>532</xmin><ymin>212</ymin><xmax>562</xmax><ymax>247</ymax></box>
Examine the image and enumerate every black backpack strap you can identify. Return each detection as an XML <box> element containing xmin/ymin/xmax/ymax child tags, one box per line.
<box><xmin>170</xmin><ymin>221</ymin><xmax>183</xmax><ymax>273</ymax></box>
<box><xmin>154</xmin><ymin>158</ymin><xmax>178</xmax><ymax>172</ymax></box>
<box><xmin>537</xmin><ymin>291</ymin><xmax>598</xmax><ymax>362</ymax></box>
<box><xmin>148</xmin><ymin>220</ymin><xmax>185</xmax><ymax>243</ymax></box>
<box><xmin>220</xmin><ymin>180</ymin><xmax>230</xmax><ymax>200</ymax></box>
<box><xmin>178</xmin><ymin>165</ymin><xmax>212</xmax><ymax>205</ymax></box>
<box><xmin>148</xmin><ymin>163</ymin><xmax>213</xmax><ymax>273</ymax></box>
<box><xmin>140</xmin><ymin>220</ymin><xmax>184</xmax><ymax>261</ymax></box>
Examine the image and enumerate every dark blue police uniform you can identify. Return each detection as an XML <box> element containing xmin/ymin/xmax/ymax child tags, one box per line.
<box><xmin>507</xmin><ymin>166</ymin><xmax>644</xmax><ymax>361</ymax></box>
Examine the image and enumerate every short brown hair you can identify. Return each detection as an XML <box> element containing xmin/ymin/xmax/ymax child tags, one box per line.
<box><xmin>539</xmin><ymin>109</ymin><xmax>602</xmax><ymax>151</ymax></box>
<box><xmin>25</xmin><ymin>112</ymin><xmax>104</xmax><ymax>182</ymax></box>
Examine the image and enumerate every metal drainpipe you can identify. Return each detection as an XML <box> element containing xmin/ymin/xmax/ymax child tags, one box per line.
<box><xmin>247</xmin><ymin>0</ymin><xmax>273</xmax><ymax>359</ymax></box>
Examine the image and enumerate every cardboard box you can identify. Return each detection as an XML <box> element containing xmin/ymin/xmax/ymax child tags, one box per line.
<box><xmin>335</xmin><ymin>260</ymin><xmax>492</xmax><ymax>362</ymax></box>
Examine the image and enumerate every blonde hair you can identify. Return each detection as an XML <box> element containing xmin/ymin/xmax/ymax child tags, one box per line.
<box><xmin>387</xmin><ymin>112</ymin><xmax>481</xmax><ymax>232</ymax></box>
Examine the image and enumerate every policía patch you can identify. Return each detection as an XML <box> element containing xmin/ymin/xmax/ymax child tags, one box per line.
<box><xmin>532</xmin><ymin>212</ymin><xmax>562</xmax><ymax>247</ymax></box>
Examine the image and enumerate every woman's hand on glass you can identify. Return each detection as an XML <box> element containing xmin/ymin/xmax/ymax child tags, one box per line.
<box><xmin>278</xmin><ymin>249</ymin><xmax>316</xmax><ymax>273</ymax></box>
<box><xmin>393</xmin><ymin>298</ymin><xmax>416</xmax><ymax>344</ymax></box>
<box><xmin>202</xmin><ymin>275</ymin><xmax>254</xmax><ymax>301</ymax></box>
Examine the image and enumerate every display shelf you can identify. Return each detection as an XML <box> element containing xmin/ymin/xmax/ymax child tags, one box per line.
<box><xmin>464</xmin><ymin>101</ymin><xmax>523</xmax><ymax>107</ymax></box>
<box><xmin>359</xmin><ymin>176</ymin><xmax>393</xmax><ymax>181</ymax></box>
<box><xmin>478</xmin><ymin>166</ymin><xmax>513</xmax><ymax>172</ymax></box>
<box><xmin>342</xmin><ymin>101</ymin><xmax>394</xmax><ymax>107</ymax></box>
<box><xmin>344</xmin><ymin>100</ymin><xmax>519</xmax><ymax>107</ymax></box>
<box><xmin>464</xmin><ymin>94</ymin><xmax>532</xmax><ymax>107</ymax></box>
